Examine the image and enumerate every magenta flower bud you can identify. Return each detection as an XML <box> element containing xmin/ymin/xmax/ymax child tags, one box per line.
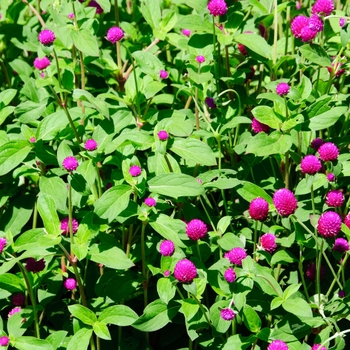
<box><xmin>317</xmin><ymin>211</ymin><xmax>342</xmax><ymax>238</ymax></box>
<box><xmin>237</xmin><ymin>43</ymin><xmax>248</xmax><ymax>56</ymax></box>
<box><xmin>11</xmin><ymin>293</ymin><xmax>25</xmax><ymax>306</ymax></box>
<box><xmin>129</xmin><ymin>165</ymin><xmax>141</xmax><ymax>177</ymax></box>
<box><xmin>157</xmin><ymin>130</ymin><xmax>169</xmax><ymax>141</ymax></box>
<box><xmin>325</xmin><ymin>190</ymin><xmax>344</xmax><ymax>207</ymax></box>
<box><xmin>8</xmin><ymin>307</ymin><xmax>21</xmax><ymax>318</ymax></box>
<box><xmin>164</xmin><ymin>270</ymin><xmax>171</xmax><ymax>277</ymax></box>
<box><xmin>318</xmin><ymin>142</ymin><xmax>339</xmax><ymax>161</ymax></box>
<box><xmin>300</xmin><ymin>27</ymin><xmax>318</xmax><ymax>42</ymax></box>
<box><xmin>88</xmin><ymin>0</ymin><xmax>103</xmax><ymax>13</ymax></box>
<box><xmin>327</xmin><ymin>172</ymin><xmax>335</xmax><ymax>182</ymax></box>
<box><xmin>29</xmin><ymin>137</ymin><xmax>36</xmax><ymax>143</ymax></box>
<box><xmin>333</xmin><ymin>238</ymin><xmax>350</xmax><ymax>253</ymax></box>
<box><xmin>196</xmin><ymin>55</ymin><xmax>205</xmax><ymax>63</ymax></box>
<box><xmin>344</xmin><ymin>212</ymin><xmax>350</xmax><ymax>229</ymax></box>
<box><xmin>159</xmin><ymin>240</ymin><xmax>175</xmax><ymax>256</ymax></box>
<box><xmin>25</xmin><ymin>258</ymin><xmax>45</xmax><ymax>273</ymax></box>
<box><xmin>338</xmin><ymin>290</ymin><xmax>346</xmax><ymax>298</ymax></box>
<box><xmin>273</xmin><ymin>189</ymin><xmax>298</xmax><ymax>217</ymax></box>
<box><xmin>62</xmin><ymin>156</ymin><xmax>79</xmax><ymax>172</ymax></box>
<box><xmin>339</xmin><ymin>17</ymin><xmax>346</xmax><ymax>27</ymax></box>
<box><xmin>220</xmin><ymin>308</ymin><xmax>235</xmax><ymax>321</ymax></box>
<box><xmin>311</xmin><ymin>344</ymin><xmax>326</xmax><ymax>350</ymax></box>
<box><xmin>0</xmin><ymin>336</ymin><xmax>10</xmax><ymax>346</ymax></box>
<box><xmin>144</xmin><ymin>197</ymin><xmax>156</xmax><ymax>207</ymax></box>
<box><xmin>84</xmin><ymin>139</ymin><xmax>98</xmax><ymax>151</ymax></box>
<box><xmin>38</xmin><ymin>29</ymin><xmax>56</xmax><ymax>45</ymax></box>
<box><xmin>60</xmin><ymin>217</ymin><xmax>79</xmax><ymax>235</ymax></box>
<box><xmin>64</xmin><ymin>278</ymin><xmax>77</xmax><ymax>290</ymax></box>
<box><xmin>0</xmin><ymin>237</ymin><xmax>6</xmax><ymax>254</ymax></box>
<box><xmin>159</xmin><ymin>70</ymin><xmax>169</xmax><ymax>79</ymax></box>
<box><xmin>276</xmin><ymin>82</ymin><xmax>290</xmax><ymax>96</ymax></box>
<box><xmin>252</xmin><ymin>118</ymin><xmax>270</xmax><ymax>133</ymax></box>
<box><xmin>312</xmin><ymin>0</ymin><xmax>334</xmax><ymax>16</ymax></box>
<box><xmin>186</xmin><ymin>219</ymin><xmax>207</xmax><ymax>241</ymax></box>
<box><xmin>249</xmin><ymin>197</ymin><xmax>269</xmax><ymax>221</ymax></box>
<box><xmin>106</xmin><ymin>26</ymin><xmax>124</xmax><ymax>44</ymax></box>
<box><xmin>260</xmin><ymin>233</ymin><xmax>277</xmax><ymax>253</ymax></box>
<box><xmin>224</xmin><ymin>267</ymin><xmax>236</xmax><ymax>283</ymax></box>
<box><xmin>309</xmin><ymin>14</ymin><xmax>324</xmax><ymax>32</ymax></box>
<box><xmin>205</xmin><ymin>97</ymin><xmax>217</xmax><ymax>109</ymax></box>
<box><xmin>33</xmin><ymin>57</ymin><xmax>51</xmax><ymax>70</ymax></box>
<box><xmin>174</xmin><ymin>259</ymin><xmax>197</xmax><ymax>283</ymax></box>
<box><xmin>68</xmin><ymin>13</ymin><xmax>74</xmax><ymax>19</ymax></box>
<box><xmin>291</xmin><ymin>15</ymin><xmax>309</xmax><ymax>38</ymax></box>
<box><xmin>224</xmin><ymin>247</ymin><xmax>247</xmax><ymax>265</ymax></box>
<box><xmin>182</xmin><ymin>29</ymin><xmax>191</xmax><ymax>37</ymax></box>
<box><xmin>296</xmin><ymin>1</ymin><xmax>301</xmax><ymax>9</ymax></box>
<box><xmin>311</xmin><ymin>137</ymin><xmax>325</xmax><ymax>151</ymax></box>
<box><xmin>207</xmin><ymin>0</ymin><xmax>228</xmax><ymax>16</ymax></box>
<box><xmin>300</xmin><ymin>155</ymin><xmax>322</xmax><ymax>174</ymax></box>
<box><xmin>267</xmin><ymin>340</ymin><xmax>289</xmax><ymax>350</ymax></box>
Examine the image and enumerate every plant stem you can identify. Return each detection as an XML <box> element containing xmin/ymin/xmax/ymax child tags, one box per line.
<box><xmin>32</xmin><ymin>199</ymin><xmax>38</xmax><ymax>229</ymax></box>
<box><xmin>22</xmin><ymin>0</ymin><xmax>46</xmax><ymax>27</ymax></box>
<box><xmin>253</xmin><ymin>220</ymin><xmax>258</xmax><ymax>258</ymax></box>
<box><xmin>192</xmin><ymin>294</ymin><xmax>211</xmax><ymax>327</ymax></box>
<box><xmin>316</xmin><ymin>239</ymin><xmax>324</xmax><ymax>305</ymax></box>
<box><xmin>273</xmin><ymin>0</ymin><xmax>278</xmax><ymax>65</ymax></box>
<box><xmin>299</xmin><ymin>247</ymin><xmax>311</xmax><ymax>302</ymax></box>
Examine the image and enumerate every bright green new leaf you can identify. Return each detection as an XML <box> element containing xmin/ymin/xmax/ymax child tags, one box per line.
<box><xmin>0</xmin><ymin>140</ymin><xmax>31</xmax><ymax>176</ymax></box>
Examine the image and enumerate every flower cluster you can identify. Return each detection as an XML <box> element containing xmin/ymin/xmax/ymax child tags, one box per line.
<box><xmin>225</xmin><ymin>247</ymin><xmax>247</xmax><ymax>265</ymax></box>
<box><xmin>186</xmin><ymin>219</ymin><xmax>207</xmax><ymax>241</ymax></box>
<box><xmin>60</xmin><ymin>217</ymin><xmax>79</xmax><ymax>235</ymax></box>
<box><xmin>174</xmin><ymin>259</ymin><xmax>197</xmax><ymax>283</ymax></box>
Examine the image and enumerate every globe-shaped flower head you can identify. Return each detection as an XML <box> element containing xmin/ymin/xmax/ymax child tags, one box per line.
<box><xmin>312</xmin><ymin>0</ymin><xmax>334</xmax><ymax>16</ymax></box>
<box><xmin>311</xmin><ymin>344</ymin><xmax>327</xmax><ymax>350</ymax></box>
<box><xmin>64</xmin><ymin>278</ymin><xmax>77</xmax><ymax>290</ymax></box>
<box><xmin>252</xmin><ymin>118</ymin><xmax>270</xmax><ymax>133</ymax></box>
<box><xmin>260</xmin><ymin>233</ymin><xmax>277</xmax><ymax>253</ymax></box>
<box><xmin>325</xmin><ymin>190</ymin><xmax>344</xmax><ymax>207</ymax></box>
<box><xmin>306</xmin><ymin>262</ymin><xmax>325</xmax><ymax>281</ymax></box>
<box><xmin>344</xmin><ymin>212</ymin><xmax>350</xmax><ymax>229</ymax></box>
<box><xmin>38</xmin><ymin>29</ymin><xmax>56</xmax><ymax>45</ymax></box>
<box><xmin>224</xmin><ymin>267</ymin><xmax>236</xmax><ymax>283</ymax></box>
<box><xmin>327</xmin><ymin>172</ymin><xmax>335</xmax><ymax>182</ymax></box>
<box><xmin>144</xmin><ymin>197</ymin><xmax>156</xmax><ymax>207</ymax></box>
<box><xmin>207</xmin><ymin>0</ymin><xmax>228</xmax><ymax>16</ymax></box>
<box><xmin>249</xmin><ymin>197</ymin><xmax>269</xmax><ymax>221</ymax></box>
<box><xmin>224</xmin><ymin>247</ymin><xmax>247</xmax><ymax>265</ymax></box>
<box><xmin>186</xmin><ymin>219</ymin><xmax>207</xmax><ymax>241</ymax></box>
<box><xmin>318</xmin><ymin>142</ymin><xmax>339</xmax><ymax>161</ymax></box>
<box><xmin>267</xmin><ymin>340</ymin><xmax>289</xmax><ymax>350</ymax></box>
<box><xmin>300</xmin><ymin>155</ymin><xmax>322</xmax><ymax>174</ymax></box>
<box><xmin>8</xmin><ymin>307</ymin><xmax>21</xmax><ymax>318</ymax></box>
<box><xmin>34</xmin><ymin>57</ymin><xmax>51</xmax><ymax>70</ymax></box>
<box><xmin>159</xmin><ymin>70</ymin><xmax>169</xmax><ymax>79</ymax></box>
<box><xmin>291</xmin><ymin>15</ymin><xmax>309</xmax><ymax>38</ymax></box>
<box><xmin>159</xmin><ymin>240</ymin><xmax>175</xmax><ymax>256</ymax></box>
<box><xmin>11</xmin><ymin>293</ymin><xmax>25</xmax><ymax>306</ymax></box>
<box><xmin>339</xmin><ymin>17</ymin><xmax>346</xmax><ymax>27</ymax></box>
<box><xmin>63</xmin><ymin>156</ymin><xmax>79</xmax><ymax>172</ymax></box>
<box><xmin>273</xmin><ymin>189</ymin><xmax>298</xmax><ymax>217</ymax></box>
<box><xmin>196</xmin><ymin>55</ymin><xmax>205</xmax><ymax>63</ymax></box>
<box><xmin>276</xmin><ymin>82</ymin><xmax>290</xmax><ymax>96</ymax></box>
<box><xmin>0</xmin><ymin>237</ymin><xmax>6</xmax><ymax>254</ymax></box>
<box><xmin>182</xmin><ymin>29</ymin><xmax>191</xmax><ymax>37</ymax></box>
<box><xmin>157</xmin><ymin>130</ymin><xmax>169</xmax><ymax>141</ymax></box>
<box><xmin>300</xmin><ymin>27</ymin><xmax>318</xmax><ymax>42</ymax></box>
<box><xmin>220</xmin><ymin>308</ymin><xmax>235</xmax><ymax>321</ymax></box>
<box><xmin>84</xmin><ymin>139</ymin><xmax>98</xmax><ymax>151</ymax></box>
<box><xmin>309</xmin><ymin>14</ymin><xmax>324</xmax><ymax>32</ymax></box>
<box><xmin>60</xmin><ymin>217</ymin><xmax>79</xmax><ymax>235</ymax></box>
<box><xmin>25</xmin><ymin>258</ymin><xmax>45</xmax><ymax>273</ymax></box>
<box><xmin>317</xmin><ymin>211</ymin><xmax>342</xmax><ymax>238</ymax></box>
<box><xmin>205</xmin><ymin>97</ymin><xmax>217</xmax><ymax>109</ymax></box>
<box><xmin>333</xmin><ymin>238</ymin><xmax>350</xmax><ymax>253</ymax></box>
<box><xmin>0</xmin><ymin>336</ymin><xmax>10</xmax><ymax>346</ymax></box>
<box><xmin>311</xmin><ymin>137</ymin><xmax>325</xmax><ymax>151</ymax></box>
<box><xmin>174</xmin><ymin>259</ymin><xmax>197</xmax><ymax>283</ymax></box>
<box><xmin>129</xmin><ymin>165</ymin><xmax>141</xmax><ymax>177</ymax></box>
<box><xmin>106</xmin><ymin>26</ymin><xmax>124</xmax><ymax>44</ymax></box>
<box><xmin>88</xmin><ymin>0</ymin><xmax>103</xmax><ymax>13</ymax></box>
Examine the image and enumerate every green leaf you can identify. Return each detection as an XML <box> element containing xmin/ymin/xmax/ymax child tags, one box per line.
<box><xmin>170</xmin><ymin>138</ymin><xmax>217</xmax><ymax>166</ymax></box>
<box><xmin>282</xmin><ymin>298</ymin><xmax>312</xmax><ymax>317</ymax></box>
<box><xmin>181</xmin><ymin>298</ymin><xmax>199</xmax><ymax>321</ymax></box>
<box><xmin>223</xmin><ymin>334</ymin><xmax>256</xmax><ymax>350</ymax></box>
<box><xmin>176</xmin><ymin>14</ymin><xmax>213</xmax><ymax>33</ymax></box>
<box><xmin>94</xmin><ymin>185</ymin><xmax>132</xmax><ymax>222</ymax></box>
<box><xmin>71</xmin><ymin>29</ymin><xmax>99</xmax><ymax>57</ymax></box>
<box><xmin>217</xmin><ymin>232</ymin><xmax>245</xmax><ymax>251</ymax></box>
<box><xmin>14</xmin><ymin>336</ymin><xmax>53</xmax><ymax>350</ymax></box>
<box><xmin>0</xmin><ymin>106</ymin><xmax>15</xmax><ymax>126</ymax></box>
<box><xmin>299</xmin><ymin>44</ymin><xmax>331</xmax><ymax>66</ymax></box>
<box><xmin>0</xmin><ymin>89</ymin><xmax>17</xmax><ymax>106</ymax></box>
<box><xmin>299</xmin><ymin>75</ymin><xmax>313</xmax><ymax>100</ymax></box>
<box><xmin>271</xmin><ymin>296</ymin><xmax>284</xmax><ymax>310</ymax></box>
<box><xmin>251</xmin><ymin>106</ymin><xmax>282</xmax><ymax>129</ymax></box>
<box><xmin>36</xmin><ymin>110</ymin><xmax>67</xmax><ymax>141</ymax></box>
<box><xmin>39</xmin><ymin>176</ymin><xmax>67</xmax><ymax>213</ymax></box>
<box><xmin>217</xmin><ymin>216</ymin><xmax>232</xmax><ymax>235</ymax></box>
<box><xmin>243</xmin><ymin>305</ymin><xmax>262</xmax><ymax>333</ymax></box>
<box><xmin>132</xmin><ymin>300</ymin><xmax>180</xmax><ymax>332</ymax></box>
<box><xmin>37</xmin><ymin>192</ymin><xmax>61</xmax><ymax>236</ymax></box>
<box><xmin>93</xmin><ymin>322</ymin><xmax>111</xmax><ymax>340</ymax></box>
<box><xmin>303</xmin><ymin>106</ymin><xmax>347</xmax><ymax>131</ymax></box>
<box><xmin>148</xmin><ymin>173</ymin><xmax>205</xmax><ymax>198</ymax></box>
<box><xmin>0</xmin><ymin>273</ymin><xmax>25</xmax><ymax>292</ymax></box>
<box><xmin>15</xmin><ymin>101</ymin><xmax>47</xmax><ymax>124</ymax></box>
<box><xmin>72</xmin><ymin>89</ymin><xmax>109</xmax><ymax>119</ymax></box>
<box><xmin>220</xmin><ymin>116</ymin><xmax>252</xmax><ymax>134</ymax></box>
<box><xmin>283</xmin><ymin>284</ymin><xmax>301</xmax><ymax>300</ymax></box>
<box><xmin>98</xmin><ymin>305</ymin><xmax>138</xmax><ymax>326</ymax></box>
<box><xmin>96</xmin><ymin>0</ymin><xmax>111</xmax><ymax>12</ymax></box>
<box><xmin>68</xmin><ymin>305</ymin><xmax>97</xmax><ymax>325</ymax></box>
<box><xmin>46</xmin><ymin>331</ymin><xmax>68</xmax><ymax>349</ymax></box>
<box><xmin>157</xmin><ymin>277</ymin><xmax>176</xmax><ymax>304</ymax></box>
<box><xmin>210</xmin><ymin>300</ymin><xmax>232</xmax><ymax>334</ymax></box>
<box><xmin>67</xmin><ymin>328</ymin><xmax>93</xmax><ymax>350</ymax></box>
<box><xmin>0</xmin><ymin>140</ymin><xmax>31</xmax><ymax>176</ymax></box>
<box><xmin>271</xmin><ymin>250</ymin><xmax>298</xmax><ymax>265</ymax></box>
<box><xmin>295</xmin><ymin>174</ymin><xmax>327</xmax><ymax>195</ymax></box>
<box><xmin>132</xmin><ymin>51</ymin><xmax>163</xmax><ymax>80</ymax></box>
<box><xmin>234</xmin><ymin>34</ymin><xmax>271</xmax><ymax>59</ymax></box>
<box><xmin>237</xmin><ymin>182</ymin><xmax>273</xmax><ymax>204</ymax></box>
<box><xmin>140</xmin><ymin>0</ymin><xmax>161</xmax><ymax>29</ymax></box>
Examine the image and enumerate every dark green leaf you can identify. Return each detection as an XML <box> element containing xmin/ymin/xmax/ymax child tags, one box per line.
<box><xmin>67</xmin><ymin>328</ymin><xmax>93</xmax><ymax>350</ymax></box>
<box><xmin>98</xmin><ymin>305</ymin><xmax>138</xmax><ymax>326</ymax></box>
<box><xmin>71</xmin><ymin>29</ymin><xmax>99</xmax><ymax>57</ymax></box>
<box><xmin>0</xmin><ymin>140</ymin><xmax>31</xmax><ymax>176</ymax></box>
<box><xmin>37</xmin><ymin>192</ymin><xmax>61</xmax><ymax>236</ymax></box>
<box><xmin>243</xmin><ymin>305</ymin><xmax>262</xmax><ymax>333</ymax></box>
<box><xmin>299</xmin><ymin>44</ymin><xmax>331</xmax><ymax>66</ymax></box>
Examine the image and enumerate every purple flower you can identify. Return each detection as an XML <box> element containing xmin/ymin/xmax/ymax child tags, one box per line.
<box><xmin>224</xmin><ymin>267</ymin><xmax>236</xmax><ymax>283</ymax></box>
<box><xmin>196</xmin><ymin>55</ymin><xmax>205</xmax><ymax>63</ymax></box>
<box><xmin>333</xmin><ymin>238</ymin><xmax>350</xmax><ymax>252</ymax></box>
<box><xmin>345</xmin><ymin>213</ymin><xmax>350</xmax><ymax>229</ymax></box>
<box><xmin>252</xmin><ymin>118</ymin><xmax>270</xmax><ymax>133</ymax></box>
<box><xmin>0</xmin><ymin>237</ymin><xmax>6</xmax><ymax>254</ymax></box>
<box><xmin>29</xmin><ymin>137</ymin><xmax>36</xmax><ymax>143</ymax></box>
<box><xmin>318</xmin><ymin>142</ymin><xmax>339</xmax><ymax>161</ymax></box>
<box><xmin>60</xmin><ymin>217</ymin><xmax>79</xmax><ymax>235</ymax></box>
<box><xmin>34</xmin><ymin>57</ymin><xmax>50</xmax><ymax>70</ymax></box>
<box><xmin>325</xmin><ymin>190</ymin><xmax>344</xmax><ymax>207</ymax></box>
<box><xmin>338</xmin><ymin>290</ymin><xmax>346</xmax><ymax>298</ymax></box>
<box><xmin>260</xmin><ymin>233</ymin><xmax>277</xmax><ymax>253</ymax></box>
<box><xmin>300</xmin><ymin>155</ymin><xmax>322</xmax><ymax>174</ymax></box>
<box><xmin>207</xmin><ymin>0</ymin><xmax>228</xmax><ymax>16</ymax></box>
<box><xmin>300</xmin><ymin>26</ymin><xmax>318</xmax><ymax>42</ymax></box>
<box><xmin>205</xmin><ymin>97</ymin><xmax>217</xmax><ymax>109</ymax></box>
<box><xmin>11</xmin><ymin>293</ymin><xmax>25</xmax><ymax>306</ymax></box>
<box><xmin>8</xmin><ymin>307</ymin><xmax>21</xmax><ymax>318</ymax></box>
<box><xmin>220</xmin><ymin>308</ymin><xmax>235</xmax><ymax>321</ymax></box>
<box><xmin>238</xmin><ymin>43</ymin><xmax>248</xmax><ymax>56</ymax></box>
<box><xmin>339</xmin><ymin>17</ymin><xmax>346</xmax><ymax>27</ymax></box>
<box><xmin>0</xmin><ymin>336</ymin><xmax>10</xmax><ymax>346</ymax></box>
<box><xmin>84</xmin><ymin>139</ymin><xmax>98</xmax><ymax>151</ymax></box>
<box><xmin>68</xmin><ymin>13</ymin><xmax>74</xmax><ymax>19</ymax></box>
<box><xmin>25</xmin><ymin>258</ymin><xmax>46</xmax><ymax>273</ymax></box>
<box><xmin>225</xmin><ymin>247</ymin><xmax>247</xmax><ymax>265</ymax></box>
<box><xmin>311</xmin><ymin>344</ymin><xmax>327</xmax><ymax>350</ymax></box>
<box><xmin>64</xmin><ymin>278</ymin><xmax>77</xmax><ymax>290</ymax></box>
<box><xmin>159</xmin><ymin>70</ymin><xmax>169</xmax><ymax>79</ymax></box>
<box><xmin>186</xmin><ymin>219</ymin><xmax>207</xmax><ymax>241</ymax></box>
<box><xmin>129</xmin><ymin>165</ymin><xmax>141</xmax><ymax>177</ymax></box>
<box><xmin>159</xmin><ymin>240</ymin><xmax>175</xmax><ymax>256</ymax></box>
<box><xmin>106</xmin><ymin>26</ymin><xmax>124</xmax><ymax>44</ymax></box>
<box><xmin>317</xmin><ymin>211</ymin><xmax>342</xmax><ymax>238</ymax></box>
<box><xmin>88</xmin><ymin>0</ymin><xmax>103</xmax><ymax>13</ymax></box>
<box><xmin>144</xmin><ymin>197</ymin><xmax>156</xmax><ymax>207</ymax></box>
<box><xmin>157</xmin><ymin>130</ymin><xmax>169</xmax><ymax>141</ymax></box>
<box><xmin>38</xmin><ymin>29</ymin><xmax>56</xmax><ymax>45</ymax></box>
<box><xmin>273</xmin><ymin>189</ymin><xmax>298</xmax><ymax>217</ymax></box>
<box><xmin>249</xmin><ymin>197</ymin><xmax>269</xmax><ymax>221</ymax></box>
<box><xmin>311</xmin><ymin>137</ymin><xmax>325</xmax><ymax>151</ymax></box>
<box><xmin>291</xmin><ymin>15</ymin><xmax>309</xmax><ymax>38</ymax></box>
<box><xmin>267</xmin><ymin>340</ymin><xmax>289</xmax><ymax>350</ymax></box>
<box><xmin>164</xmin><ymin>270</ymin><xmax>171</xmax><ymax>277</ymax></box>
<box><xmin>327</xmin><ymin>172</ymin><xmax>335</xmax><ymax>182</ymax></box>
<box><xmin>309</xmin><ymin>14</ymin><xmax>324</xmax><ymax>32</ymax></box>
<box><xmin>174</xmin><ymin>259</ymin><xmax>197</xmax><ymax>283</ymax></box>
<box><xmin>182</xmin><ymin>29</ymin><xmax>191</xmax><ymax>37</ymax></box>
<box><xmin>276</xmin><ymin>82</ymin><xmax>290</xmax><ymax>96</ymax></box>
<box><xmin>62</xmin><ymin>156</ymin><xmax>79</xmax><ymax>172</ymax></box>
<box><xmin>296</xmin><ymin>1</ymin><xmax>301</xmax><ymax>9</ymax></box>
<box><xmin>312</xmin><ymin>0</ymin><xmax>334</xmax><ymax>16</ymax></box>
